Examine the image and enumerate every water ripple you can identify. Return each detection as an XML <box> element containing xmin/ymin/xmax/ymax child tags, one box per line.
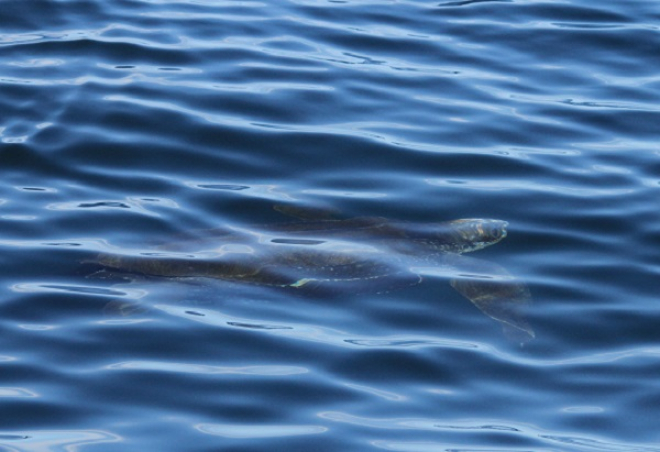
<box><xmin>195</xmin><ymin>423</ymin><xmax>327</xmax><ymax>439</ymax></box>
<box><xmin>105</xmin><ymin>361</ymin><xmax>308</xmax><ymax>376</ymax></box>
<box><xmin>11</xmin><ymin>282</ymin><xmax>146</xmax><ymax>299</ymax></box>
<box><xmin>0</xmin><ymin>430</ymin><xmax>121</xmax><ymax>450</ymax></box>
<box><xmin>155</xmin><ymin>304</ymin><xmax>484</xmax><ymax>351</ymax></box>
<box><xmin>1</xmin><ymin>0</ymin><xmax>659</xmax><ymax>449</ymax></box>
<box><xmin>320</xmin><ymin>413</ymin><xmax>660</xmax><ymax>452</ymax></box>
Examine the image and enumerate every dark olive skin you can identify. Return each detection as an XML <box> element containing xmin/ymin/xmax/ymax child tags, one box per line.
<box><xmin>94</xmin><ymin>216</ymin><xmax>533</xmax><ymax>342</ymax></box>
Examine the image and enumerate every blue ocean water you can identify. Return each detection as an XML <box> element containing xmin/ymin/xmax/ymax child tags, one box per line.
<box><xmin>1</xmin><ymin>0</ymin><xmax>659</xmax><ymax>450</ymax></box>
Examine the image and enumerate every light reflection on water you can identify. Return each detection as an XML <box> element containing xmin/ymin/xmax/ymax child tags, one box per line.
<box><xmin>1</xmin><ymin>0</ymin><xmax>659</xmax><ymax>449</ymax></box>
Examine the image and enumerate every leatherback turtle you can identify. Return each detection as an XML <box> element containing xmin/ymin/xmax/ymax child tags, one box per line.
<box><xmin>92</xmin><ymin>205</ymin><xmax>534</xmax><ymax>342</ymax></box>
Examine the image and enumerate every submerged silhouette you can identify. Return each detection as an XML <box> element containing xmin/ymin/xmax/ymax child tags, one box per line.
<box><xmin>92</xmin><ymin>205</ymin><xmax>534</xmax><ymax>342</ymax></box>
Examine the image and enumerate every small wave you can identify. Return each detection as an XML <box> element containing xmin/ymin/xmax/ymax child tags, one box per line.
<box><xmin>11</xmin><ymin>282</ymin><xmax>146</xmax><ymax>299</ymax></box>
<box><xmin>195</xmin><ymin>423</ymin><xmax>327</xmax><ymax>439</ymax></box>
<box><xmin>105</xmin><ymin>361</ymin><xmax>308</xmax><ymax>376</ymax></box>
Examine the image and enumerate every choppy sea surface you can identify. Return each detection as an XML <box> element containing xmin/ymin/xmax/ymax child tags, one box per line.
<box><xmin>1</xmin><ymin>0</ymin><xmax>660</xmax><ymax>450</ymax></box>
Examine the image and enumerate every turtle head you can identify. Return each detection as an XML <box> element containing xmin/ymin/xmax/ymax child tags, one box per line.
<box><xmin>446</xmin><ymin>219</ymin><xmax>508</xmax><ymax>253</ymax></box>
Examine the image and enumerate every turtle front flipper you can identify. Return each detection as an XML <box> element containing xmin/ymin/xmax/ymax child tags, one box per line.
<box><xmin>440</xmin><ymin>254</ymin><xmax>534</xmax><ymax>343</ymax></box>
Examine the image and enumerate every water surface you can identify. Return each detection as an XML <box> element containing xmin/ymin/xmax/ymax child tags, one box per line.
<box><xmin>1</xmin><ymin>0</ymin><xmax>659</xmax><ymax>450</ymax></box>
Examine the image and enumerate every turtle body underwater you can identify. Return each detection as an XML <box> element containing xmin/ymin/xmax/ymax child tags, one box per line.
<box><xmin>92</xmin><ymin>205</ymin><xmax>534</xmax><ymax>342</ymax></box>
